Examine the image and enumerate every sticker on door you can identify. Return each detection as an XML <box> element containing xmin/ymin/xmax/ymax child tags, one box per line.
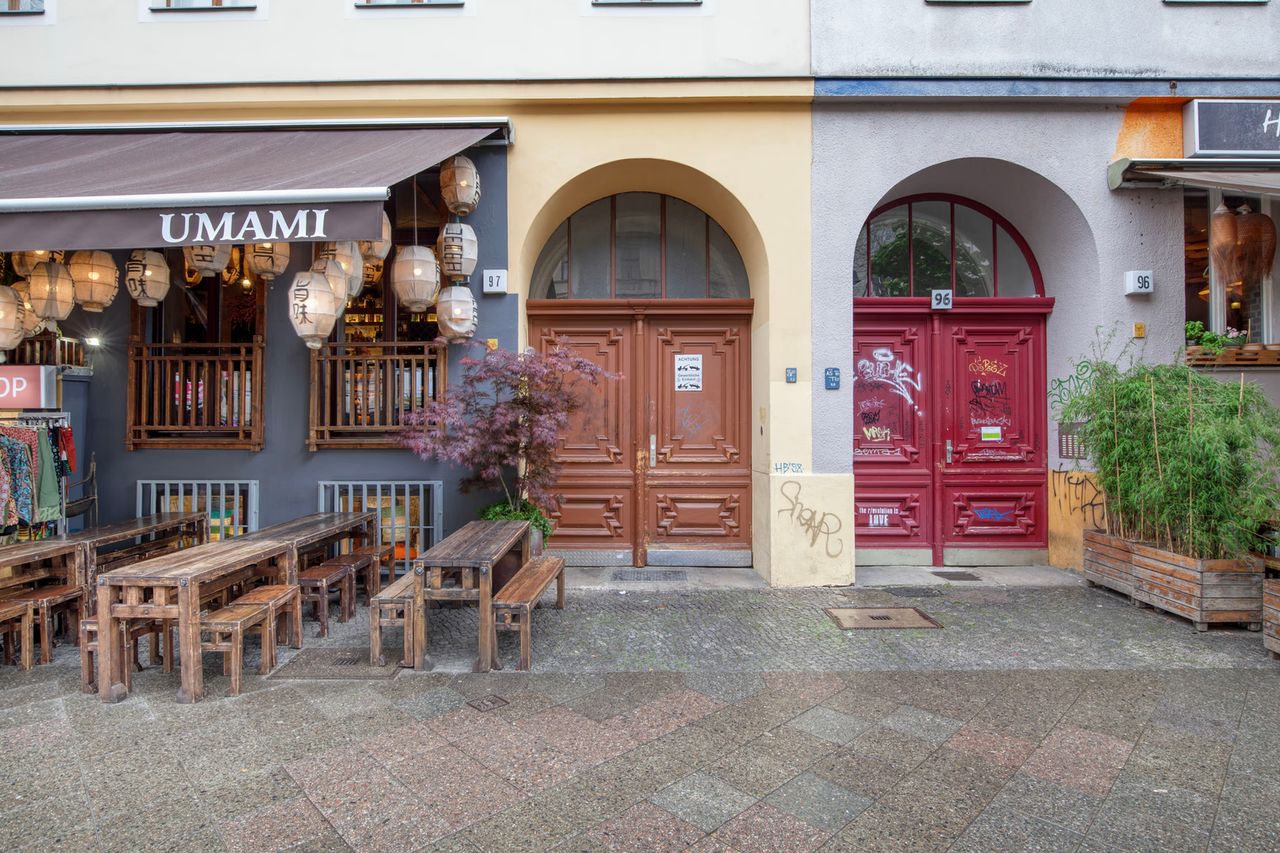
<box><xmin>675</xmin><ymin>354</ymin><xmax>703</xmax><ymax>391</ymax></box>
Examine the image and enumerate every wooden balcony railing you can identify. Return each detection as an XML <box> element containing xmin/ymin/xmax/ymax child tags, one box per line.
<box><xmin>309</xmin><ymin>341</ymin><xmax>446</xmax><ymax>450</ymax></box>
<box><xmin>9</xmin><ymin>333</ymin><xmax>85</xmax><ymax>368</ymax></box>
<box><xmin>126</xmin><ymin>337</ymin><xmax>264</xmax><ymax>451</ymax></box>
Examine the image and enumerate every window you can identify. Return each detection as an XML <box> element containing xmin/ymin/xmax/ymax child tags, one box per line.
<box><xmin>318</xmin><ymin>481</ymin><xmax>444</xmax><ymax>572</ymax></box>
<box><xmin>531</xmin><ymin>193</ymin><xmax>750</xmax><ymax>300</ymax></box>
<box><xmin>854</xmin><ymin>195</ymin><xmax>1042</xmax><ymax>299</ymax></box>
<box><xmin>2</xmin><ymin>1</ymin><xmax>44</xmax><ymax>12</ymax></box>
<box><xmin>137</xmin><ymin>480</ymin><xmax>259</xmax><ymax>539</ymax></box>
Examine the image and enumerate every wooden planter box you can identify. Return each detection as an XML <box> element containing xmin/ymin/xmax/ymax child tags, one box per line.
<box><xmin>1130</xmin><ymin>542</ymin><xmax>1263</xmax><ymax>631</ymax></box>
<box><xmin>1083</xmin><ymin>530</ymin><xmax>1135</xmax><ymax>598</ymax></box>
<box><xmin>1265</xmin><ymin>578</ymin><xmax>1280</xmax><ymax>660</ymax></box>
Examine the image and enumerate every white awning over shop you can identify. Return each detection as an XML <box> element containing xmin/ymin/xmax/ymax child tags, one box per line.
<box><xmin>1109</xmin><ymin>157</ymin><xmax>1280</xmax><ymax>194</ymax></box>
<box><xmin>0</xmin><ymin>120</ymin><xmax>506</xmax><ymax>251</ymax></box>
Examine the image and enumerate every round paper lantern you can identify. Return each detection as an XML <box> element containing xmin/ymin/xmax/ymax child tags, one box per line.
<box><xmin>390</xmin><ymin>245</ymin><xmax>441</xmax><ymax>313</ymax></box>
<box><xmin>247</xmin><ymin>242</ymin><xmax>291</xmax><ymax>280</ymax></box>
<box><xmin>11</xmin><ymin>250</ymin><xmax>64</xmax><ymax>278</ymax></box>
<box><xmin>27</xmin><ymin>261</ymin><xmax>76</xmax><ymax>321</ymax></box>
<box><xmin>315</xmin><ymin>241</ymin><xmax>364</xmax><ymax>298</ymax></box>
<box><xmin>0</xmin><ymin>287</ymin><xmax>26</xmax><ymax>351</ymax></box>
<box><xmin>1211</xmin><ymin>202</ymin><xmax>1240</xmax><ymax>286</ymax></box>
<box><xmin>437</xmin><ymin>222</ymin><xmax>478</xmax><ymax>281</ymax></box>
<box><xmin>362</xmin><ymin>258</ymin><xmax>385</xmax><ymax>286</ymax></box>
<box><xmin>358</xmin><ymin>211</ymin><xmax>393</xmax><ymax>262</ymax></box>
<box><xmin>1237</xmin><ymin>210</ymin><xmax>1277</xmax><ymax>283</ymax></box>
<box><xmin>310</xmin><ymin>258</ymin><xmax>350</xmax><ymax>318</ymax></box>
<box><xmin>288</xmin><ymin>271</ymin><xmax>341</xmax><ymax>350</ymax></box>
<box><xmin>437</xmin><ymin>285</ymin><xmax>478</xmax><ymax>341</ymax></box>
<box><xmin>440</xmin><ymin>156</ymin><xmax>481</xmax><ymax>217</ymax></box>
<box><xmin>67</xmin><ymin>250</ymin><xmax>120</xmax><ymax>312</ymax></box>
<box><xmin>183</xmin><ymin>244</ymin><xmax>232</xmax><ymax>278</ymax></box>
<box><xmin>9</xmin><ymin>281</ymin><xmax>45</xmax><ymax>338</ymax></box>
<box><xmin>123</xmin><ymin>249</ymin><xmax>171</xmax><ymax>308</ymax></box>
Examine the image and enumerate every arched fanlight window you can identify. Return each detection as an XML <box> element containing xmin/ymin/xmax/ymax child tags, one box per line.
<box><xmin>531</xmin><ymin>193</ymin><xmax>750</xmax><ymax>299</ymax></box>
<box><xmin>854</xmin><ymin>195</ymin><xmax>1043</xmax><ymax>298</ymax></box>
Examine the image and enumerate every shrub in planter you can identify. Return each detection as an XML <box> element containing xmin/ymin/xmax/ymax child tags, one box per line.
<box><xmin>1063</xmin><ymin>359</ymin><xmax>1280</xmax><ymax>629</ymax></box>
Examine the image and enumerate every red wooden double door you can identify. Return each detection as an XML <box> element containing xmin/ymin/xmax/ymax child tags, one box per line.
<box><xmin>529</xmin><ymin>300</ymin><xmax>753</xmax><ymax>566</ymax></box>
<box><xmin>854</xmin><ymin>299</ymin><xmax>1053</xmax><ymax>565</ymax></box>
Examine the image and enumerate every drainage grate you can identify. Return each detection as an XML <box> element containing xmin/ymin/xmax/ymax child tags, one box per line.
<box><xmin>824</xmin><ymin>607</ymin><xmax>943</xmax><ymax>630</ymax></box>
<box><xmin>611</xmin><ymin>569</ymin><xmax>688</xmax><ymax>582</ymax></box>
<box><xmin>933</xmin><ymin>571</ymin><xmax>981</xmax><ymax>582</ymax></box>
<box><xmin>268</xmin><ymin>648</ymin><xmax>398</xmax><ymax>680</ymax></box>
<box><xmin>467</xmin><ymin>695</ymin><xmax>509</xmax><ymax>712</ymax></box>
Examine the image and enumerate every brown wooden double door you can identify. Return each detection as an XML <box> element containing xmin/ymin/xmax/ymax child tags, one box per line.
<box><xmin>528</xmin><ymin>300</ymin><xmax>753</xmax><ymax>566</ymax></box>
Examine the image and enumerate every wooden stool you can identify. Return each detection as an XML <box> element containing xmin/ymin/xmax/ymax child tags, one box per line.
<box><xmin>354</xmin><ymin>542</ymin><xmax>395</xmax><ymax>582</ymax></box>
<box><xmin>491</xmin><ymin>556</ymin><xmax>566</xmax><ymax>671</ymax></box>
<box><xmin>233</xmin><ymin>585</ymin><xmax>303</xmax><ymax>652</ymax></box>
<box><xmin>329</xmin><ymin>552</ymin><xmax>376</xmax><ymax>606</ymax></box>
<box><xmin>297</xmin><ymin>561</ymin><xmax>354</xmax><ymax>638</ymax></box>
<box><xmin>369</xmin><ymin>574</ymin><xmax>416</xmax><ymax>667</ymax></box>
<box><xmin>0</xmin><ymin>600</ymin><xmax>34</xmax><ymax>672</ymax></box>
<box><xmin>200</xmin><ymin>604</ymin><xmax>271</xmax><ymax>697</ymax></box>
<box><xmin>79</xmin><ymin>618</ymin><xmax>170</xmax><ymax>694</ymax></box>
<box><xmin>5</xmin><ymin>584</ymin><xmax>84</xmax><ymax>665</ymax></box>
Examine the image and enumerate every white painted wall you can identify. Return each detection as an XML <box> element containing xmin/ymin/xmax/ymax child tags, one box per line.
<box><xmin>810</xmin><ymin>102</ymin><xmax>1186</xmax><ymax>474</ymax></box>
<box><xmin>0</xmin><ymin>0</ymin><xmax>809</xmax><ymax>87</ymax></box>
<box><xmin>813</xmin><ymin>0</ymin><xmax>1279</xmax><ymax>79</ymax></box>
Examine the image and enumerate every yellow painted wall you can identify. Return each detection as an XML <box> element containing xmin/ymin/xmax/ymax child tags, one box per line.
<box><xmin>0</xmin><ymin>78</ymin><xmax>848</xmax><ymax>585</ymax></box>
<box><xmin>1047</xmin><ymin>468</ymin><xmax>1107</xmax><ymax>571</ymax></box>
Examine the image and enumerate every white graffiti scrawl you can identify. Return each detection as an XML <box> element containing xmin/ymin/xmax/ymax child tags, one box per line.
<box><xmin>856</xmin><ymin>347</ymin><xmax>923</xmax><ymax>406</ymax></box>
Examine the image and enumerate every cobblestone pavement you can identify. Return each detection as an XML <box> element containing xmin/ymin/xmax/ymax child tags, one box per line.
<box><xmin>1</xmin><ymin>577</ymin><xmax>1279</xmax><ymax>851</ymax></box>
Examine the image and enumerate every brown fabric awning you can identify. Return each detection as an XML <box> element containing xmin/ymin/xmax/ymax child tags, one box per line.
<box><xmin>0</xmin><ymin>125</ymin><xmax>494</xmax><ymax>251</ymax></box>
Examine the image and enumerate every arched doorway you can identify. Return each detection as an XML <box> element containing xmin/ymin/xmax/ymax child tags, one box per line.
<box><xmin>528</xmin><ymin>192</ymin><xmax>753</xmax><ymax>567</ymax></box>
<box><xmin>853</xmin><ymin>194</ymin><xmax>1054</xmax><ymax>566</ymax></box>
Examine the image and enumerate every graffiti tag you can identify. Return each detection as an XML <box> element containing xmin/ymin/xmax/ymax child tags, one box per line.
<box><xmin>968</xmin><ymin>357</ymin><xmax>1009</xmax><ymax>378</ymax></box>
<box><xmin>856</xmin><ymin>347</ymin><xmax>923</xmax><ymax>406</ymax></box>
<box><xmin>778</xmin><ymin>480</ymin><xmax>844</xmax><ymax>558</ymax></box>
<box><xmin>973</xmin><ymin>507</ymin><xmax>1014</xmax><ymax>522</ymax></box>
<box><xmin>1050</xmin><ymin>464</ymin><xmax>1107</xmax><ymax>530</ymax></box>
<box><xmin>862</xmin><ymin>426</ymin><xmax>893</xmax><ymax>443</ymax></box>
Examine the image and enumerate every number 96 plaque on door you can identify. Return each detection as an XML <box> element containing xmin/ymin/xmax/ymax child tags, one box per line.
<box><xmin>931</xmin><ymin>290</ymin><xmax>953</xmax><ymax>310</ymax></box>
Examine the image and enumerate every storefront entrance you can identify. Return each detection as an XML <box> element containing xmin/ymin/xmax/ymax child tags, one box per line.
<box><xmin>853</xmin><ymin>195</ymin><xmax>1053</xmax><ymax>566</ymax></box>
<box><xmin>527</xmin><ymin>192</ymin><xmax>754</xmax><ymax>567</ymax></box>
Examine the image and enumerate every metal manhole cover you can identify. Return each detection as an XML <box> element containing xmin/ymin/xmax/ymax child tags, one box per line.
<box><xmin>824</xmin><ymin>607</ymin><xmax>943</xmax><ymax>630</ymax></box>
<box><xmin>467</xmin><ymin>694</ymin><xmax>509</xmax><ymax>712</ymax></box>
<box><xmin>881</xmin><ymin>586</ymin><xmax>944</xmax><ymax>598</ymax></box>
<box><xmin>933</xmin><ymin>571</ymin><xmax>981</xmax><ymax>582</ymax></box>
<box><xmin>268</xmin><ymin>648</ymin><xmax>398</xmax><ymax>680</ymax></box>
<box><xmin>611</xmin><ymin>569</ymin><xmax>687</xmax><ymax>582</ymax></box>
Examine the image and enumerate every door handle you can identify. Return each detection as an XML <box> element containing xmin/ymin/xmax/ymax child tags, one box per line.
<box><xmin>945</xmin><ymin>439</ymin><xmax>953</xmax><ymax>464</ymax></box>
<box><xmin>649</xmin><ymin>434</ymin><xmax>657</xmax><ymax>468</ymax></box>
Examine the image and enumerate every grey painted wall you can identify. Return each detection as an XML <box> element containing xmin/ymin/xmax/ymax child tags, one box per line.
<box><xmin>811</xmin><ymin>102</ymin><xmax>1186</xmax><ymax>474</ymax></box>
<box><xmin>812</xmin><ymin>0</ymin><xmax>1280</xmax><ymax>79</ymax></box>
<box><xmin>63</xmin><ymin>146</ymin><xmax>511</xmax><ymax>532</ymax></box>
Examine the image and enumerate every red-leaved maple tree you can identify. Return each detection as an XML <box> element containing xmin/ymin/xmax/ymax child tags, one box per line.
<box><xmin>401</xmin><ymin>341</ymin><xmax>612</xmax><ymax>518</ymax></box>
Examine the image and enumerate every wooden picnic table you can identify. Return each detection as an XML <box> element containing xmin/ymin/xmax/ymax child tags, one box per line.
<box><xmin>411</xmin><ymin>520</ymin><xmax>530</xmax><ymax>673</ymax></box>
<box><xmin>95</xmin><ymin>537</ymin><xmax>297</xmax><ymax>704</ymax></box>
<box><xmin>241</xmin><ymin>512</ymin><xmax>377</xmax><ymax>564</ymax></box>
<box><xmin>0</xmin><ymin>538</ymin><xmax>88</xmax><ymax>593</ymax></box>
<box><xmin>64</xmin><ymin>511</ymin><xmax>209</xmax><ymax>594</ymax></box>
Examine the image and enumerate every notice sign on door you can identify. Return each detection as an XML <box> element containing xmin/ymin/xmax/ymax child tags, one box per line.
<box><xmin>675</xmin><ymin>354</ymin><xmax>703</xmax><ymax>391</ymax></box>
<box><xmin>981</xmin><ymin>426</ymin><xmax>1002</xmax><ymax>442</ymax></box>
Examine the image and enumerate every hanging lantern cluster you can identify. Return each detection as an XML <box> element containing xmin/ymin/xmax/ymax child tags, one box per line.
<box><xmin>359</xmin><ymin>211</ymin><xmax>393</xmax><ymax>285</ymax></box>
<box><xmin>1211</xmin><ymin>203</ymin><xmax>1278</xmax><ymax>289</ymax></box>
<box><xmin>10</xmin><ymin>281</ymin><xmax>45</xmax><ymax>338</ymax></box>
<box><xmin>311</xmin><ymin>258</ymin><xmax>351</xmax><ymax>318</ymax></box>
<box><xmin>27</xmin><ymin>261</ymin><xmax>76</xmax><ymax>321</ymax></box>
<box><xmin>10</xmin><ymin>250</ymin><xmax>63</xmax><ymax>278</ymax></box>
<box><xmin>390</xmin><ymin>246</ymin><xmax>441</xmax><ymax>313</ymax></box>
<box><xmin>440</xmin><ymin>155</ymin><xmax>481</xmax><ymax>217</ymax></box>
<box><xmin>247</xmin><ymin>242</ymin><xmax>291</xmax><ymax>280</ymax></box>
<box><xmin>67</xmin><ymin>250</ymin><xmax>120</xmax><ymax>312</ymax></box>
<box><xmin>0</xmin><ymin>287</ymin><xmax>26</xmax><ymax>351</ymax></box>
<box><xmin>315</xmin><ymin>241</ymin><xmax>364</xmax><ymax>299</ymax></box>
<box><xmin>123</xmin><ymin>250</ymin><xmax>172</xmax><ymax>308</ymax></box>
<box><xmin>288</xmin><ymin>270</ymin><xmax>341</xmax><ymax>350</ymax></box>
<box><xmin>183</xmin><ymin>244</ymin><xmax>232</xmax><ymax>279</ymax></box>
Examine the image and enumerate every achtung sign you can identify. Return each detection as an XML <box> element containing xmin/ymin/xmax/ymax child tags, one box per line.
<box><xmin>0</xmin><ymin>366</ymin><xmax>57</xmax><ymax>410</ymax></box>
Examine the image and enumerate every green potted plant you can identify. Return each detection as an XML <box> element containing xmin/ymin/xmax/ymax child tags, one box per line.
<box><xmin>1064</xmin><ymin>357</ymin><xmax>1280</xmax><ymax>631</ymax></box>
<box><xmin>402</xmin><ymin>340</ymin><xmax>611</xmax><ymax>587</ymax></box>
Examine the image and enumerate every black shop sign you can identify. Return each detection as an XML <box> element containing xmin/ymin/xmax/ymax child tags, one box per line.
<box><xmin>1184</xmin><ymin>100</ymin><xmax>1280</xmax><ymax>158</ymax></box>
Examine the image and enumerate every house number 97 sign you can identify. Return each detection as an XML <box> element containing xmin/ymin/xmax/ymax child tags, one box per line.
<box><xmin>931</xmin><ymin>289</ymin><xmax>953</xmax><ymax>310</ymax></box>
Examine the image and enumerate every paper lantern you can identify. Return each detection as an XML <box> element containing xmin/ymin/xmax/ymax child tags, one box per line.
<box><xmin>67</xmin><ymin>250</ymin><xmax>120</xmax><ymax>312</ymax></box>
<box><xmin>288</xmin><ymin>271</ymin><xmax>341</xmax><ymax>349</ymax></box>
<box><xmin>315</xmin><ymin>241</ymin><xmax>364</xmax><ymax>298</ymax></box>
<box><xmin>390</xmin><ymin>245</ymin><xmax>441</xmax><ymax>313</ymax></box>
<box><xmin>0</xmin><ymin>287</ymin><xmax>25</xmax><ymax>351</ymax></box>
<box><xmin>247</xmin><ymin>242</ymin><xmax>291</xmax><ymax>280</ymax></box>
<box><xmin>123</xmin><ymin>249</ymin><xmax>171</xmax><ymax>308</ymax></box>
<box><xmin>437</xmin><ymin>285</ymin><xmax>478</xmax><ymax>341</ymax></box>
<box><xmin>1237</xmin><ymin>210</ymin><xmax>1277</xmax><ymax>283</ymax></box>
<box><xmin>310</xmin><ymin>258</ymin><xmax>350</xmax><ymax>318</ymax></box>
<box><xmin>1211</xmin><ymin>202</ymin><xmax>1240</xmax><ymax>286</ymax></box>
<box><xmin>358</xmin><ymin>211</ymin><xmax>393</xmax><ymax>262</ymax></box>
<box><xmin>27</xmin><ymin>261</ymin><xmax>76</xmax><ymax>321</ymax></box>
<box><xmin>10</xmin><ymin>250</ymin><xmax>63</xmax><ymax>278</ymax></box>
<box><xmin>437</xmin><ymin>222</ymin><xmax>478</xmax><ymax>281</ymax></box>
<box><xmin>9</xmin><ymin>281</ymin><xmax>45</xmax><ymax>338</ymax></box>
<box><xmin>362</xmin><ymin>258</ymin><xmax>384</xmax><ymax>286</ymax></box>
<box><xmin>183</xmin><ymin>244</ymin><xmax>232</xmax><ymax>278</ymax></box>
<box><xmin>440</xmin><ymin>155</ymin><xmax>481</xmax><ymax>217</ymax></box>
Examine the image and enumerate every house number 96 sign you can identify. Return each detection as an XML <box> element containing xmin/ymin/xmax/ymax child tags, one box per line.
<box><xmin>931</xmin><ymin>289</ymin><xmax>953</xmax><ymax>310</ymax></box>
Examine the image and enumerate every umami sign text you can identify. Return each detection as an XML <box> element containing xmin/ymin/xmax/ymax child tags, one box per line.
<box><xmin>160</xmin><ymin>209</ymin><xmax>330</xmax><ymax>245</ymax></box>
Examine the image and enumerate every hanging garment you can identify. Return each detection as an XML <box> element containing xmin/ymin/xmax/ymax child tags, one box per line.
<box><xmin>34</xmin><ymin>426</ymin><xmax>61</xmax><ymax>523</ymax></box>
<box><xmin>0</xmin><ymin>427</ymin><xmax>40</xmax><ymax>489</ymax></box>
<box><xmin>0</xmin><ymin>449</ymin><xmax>9</xmax><ymax>529</ymax></box>
<box><xmin>55</xmin><ymin>425</ymin><xmax>76</xmax><ymax>476</ymax></box>
<box><xmin>0</xmin><ymin>436</ymin><xmax>35</xmax><ymax>525</ymax></box>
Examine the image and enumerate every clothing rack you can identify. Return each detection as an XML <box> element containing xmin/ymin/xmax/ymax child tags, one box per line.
<box><xmin>0</xmin><ymin>411</ymin><xmax>71</xmax><ymax>536</ymax></box>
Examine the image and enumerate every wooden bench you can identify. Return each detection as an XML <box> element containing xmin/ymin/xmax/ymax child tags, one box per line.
<box><xmin>491</xmin><ymin>556</ymin><xmax>565</xmax><ymax>671</ymax></box>
<box><xmin>79</xmin><ymin>617</ymin><xmax>171</xmax><ymax>694</ymax></box>
<box><xmin>297</xmin><ymin>560</ymin><xmax>356</xmax><ymax>638</ymax></box>
<box><xmin>0</xmin><ymin>600</ymin><xmax>33</xmax><ymax>671</ymax></box>
<box><xmin>4</xmin><ymin>583</ymin><xmax>84</xmax><ymax>665</ymax></box>
<box><xmin>234</xmin><ymin>584</ymin><xmax>303</xmax><ymax>653</ymax></box>
<box><xmin>200</xmin><ymin>604</ymin><xmax>272</xmax><ymax>696</ymax></box>
<box><xmin>369</xmin><ymin>574</ymin><xmax>416</xmax><ymax>667</ymax></box>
